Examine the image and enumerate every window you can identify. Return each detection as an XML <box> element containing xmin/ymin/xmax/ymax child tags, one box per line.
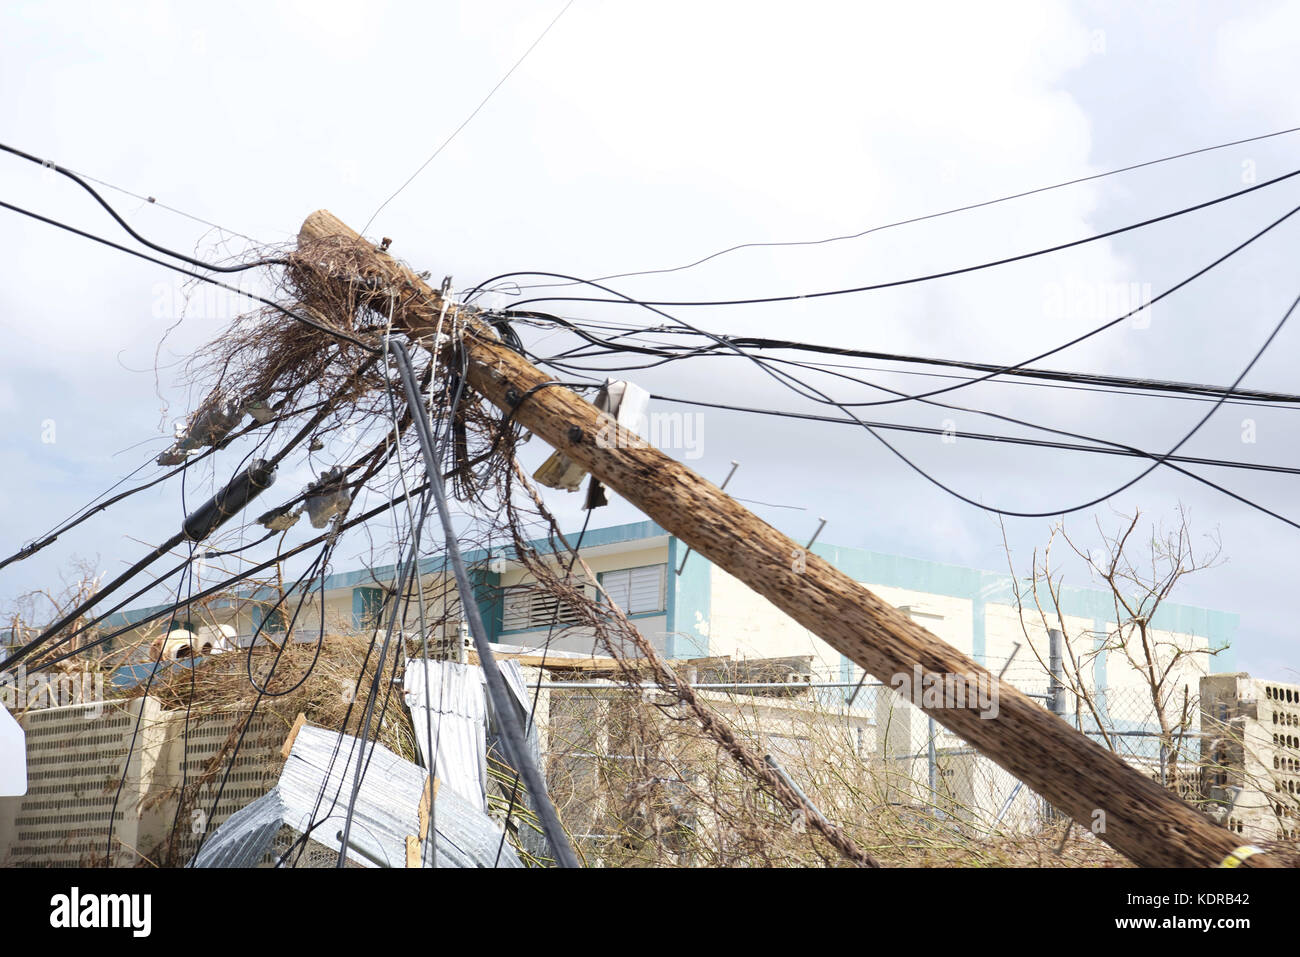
<box><xmin>353</xmin><ymin>586</ymin><xmax>384</xmax><ymax>628</ymax></box>
<box><xmin>501</xmin><ymin>583</ymin><xmax>585</xmax><ymax>632</ymax></box>
<box><xmin>600</xmin><ymin>564</ymin><xmax>667</xmax><ymax>616</ymax></box>
<box><xmin>257</xmin><ymin>605</ymin><xmax>287</xmax><ymax>634</ymax></box>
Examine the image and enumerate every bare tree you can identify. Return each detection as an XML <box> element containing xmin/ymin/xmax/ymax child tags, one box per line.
<box><xmin>1002</xmin><ymin>506</ymin><xmax>1225</xmax><ymax>789</ymax></box>
<box><xmin>3</xmin><ymin>556</ymin><xmax>105</xmax><ymax>667</ymax></box>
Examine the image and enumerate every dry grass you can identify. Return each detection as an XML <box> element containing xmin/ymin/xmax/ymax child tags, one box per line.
<box><xmin>122</xmin><ymin>630</ymin><xmax>419</xmax><ymax>762</ymax></box>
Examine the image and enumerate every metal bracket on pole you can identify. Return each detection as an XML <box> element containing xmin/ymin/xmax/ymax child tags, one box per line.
<box><xmin>676</xmin><ymin>460</ymin><xmax>738</xmax><ymax>575</ymax></box>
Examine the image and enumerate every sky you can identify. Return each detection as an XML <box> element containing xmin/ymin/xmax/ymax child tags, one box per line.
<box><xmin>1</xmin><ymin>0</ymin><xmax>1298</xmax><ymax>679</ymax></box>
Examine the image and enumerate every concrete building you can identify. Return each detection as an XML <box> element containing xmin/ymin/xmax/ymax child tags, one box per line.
<box><xmin>1201</xmin><ymin>673</ymin><xmax>1300</xmax><ymax>841</ymax></box>
<box><xmin>15</xmin><ymin>520</ymin><xmax>1257</xmax><ymax>848</ymax></box>
<box><xmin>103</xmin><ymin>519</ymin><xmax>1236</xmax><ymax>703</ymax></box>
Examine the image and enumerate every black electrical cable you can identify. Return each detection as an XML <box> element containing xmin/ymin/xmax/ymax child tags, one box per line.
<box><xmin>309</xmin><ymin>348</ymin><xmax>465</xmax><ymax>867</ymax></box>
<box><xmin>511</xmin><ymin>124</ymin><xmax>1300</xmax><ymax>292</ymax></box>
<box><xmin>5</xmin><ymin>358</ymin><xmax>383</xmax><ymax>670</ymax></box>
<box><xmin>0</xmin><ymin>198</ymin><xmax>379</xmax><ymax>353</ymax></box>
<box><xmin>517</xmin><ymin>313</ymin><xmax>1300</xmax><ymax>533</ymax></box>
<box><xmin>533</xmin><ymin>333</ymin><xmax>1300</xmax><ymax>411</ymax></box>
<box><xmin>489</xmin><ymin>259</ymin><xmax>1300</xmax><ymax>524</ymax></box>
<box><xmin>0</xmin><ymin>140</ymin><xmax>285</xmax><ymax>273</ymax></box>
<box><xmin>526</xmin><ymin>327</ymin><xmax>1300</xmax><ymax>479</ymax></box>
<box><xmin>11</xmin><ymin>420</ymin><xmax>292</xmax><ymax>672</ymax></box>
<box><xmin>526</xmin><ymin>317</ymin><xmax>1300</xmax><ymax>406</ymax></box>
<box><xmin>649</xmin><ymin>395</ymin><xmax>1300</xmax><ymax>475</ymax></box>
<box><xmin>0</xmin><ymin>397</ymin><xmax>334</xmax><ymax>573</ymax></box>
<box><xmin>379</xmin><ymin>347</ymin><xmax>447</xmax><ymax>868</ymax></box>
<box><xmin>524</xmin><ymin>321</ymin><xmax>1294</xmax><ymax>483</ymax></box>
<box><xmin>190</xmin><ymin>539</ymin><xmax>337</xmax><ymax>862</ymax></box>
<box><xmin>492</xmin><ymin>194</ymin><xmax>1300</xmax><ymax>417</ymax></box>
<box><xmin>476</xmin><ymin>164</ymin><xmax>1300</xmax><ymax>310</ymax></box>
<box><xmin>530</xmin><ymin>332</ymin><xmax>1300</xmax><ymax>531</ymax></box>
<box><xmin>645</xmin><ymin>286</ymin><xmax>1300</xmax><ymax>524</ymax></box>
<box><xmin>27</xmin><ymin>478</ymin><xmax>434</xmax><ymax>674</ymax></box>
<box><xmin>336</xmin><ymin>490</ymin><xmax>431</xmax><ymax>866</ymax></box>
<box><xmin>122</xmin><ymin>461</ymin><xmax>198</xmax><ymax>868</ymax></box>
<box><xmin>106</xmin><ymin>552</ymin><xmax>195</xmax><ymax>866</ymax></box>
<box><xmin>2</xmin><ymin>427</ymin><xmax>292</xmax><ymax>671</ymax></box>
<box><xmin>388</xmin><ymin>339</ymin><xmax>581</xmax><ymax>868</ymax></box>
<box><xmin>719</xmin><ymin>337</ymin><xmax>1300</xmax><ymax>405</ymax></box>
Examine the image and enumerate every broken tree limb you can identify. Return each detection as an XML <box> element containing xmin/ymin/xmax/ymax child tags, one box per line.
<box><xmin>295</xmin><ymin>209</ymin><xmax>1276</xmax><ymax>868</ymax></box>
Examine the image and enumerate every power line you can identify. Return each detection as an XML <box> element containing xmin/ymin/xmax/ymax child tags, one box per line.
<box><xmin>645</xmin><ymin>282</ymin><xmax>1300</xmax><ymax>526</ymax></box>
<box><xmin>525</xmin><ymin>314</ymin><xmax>1300</xmax><ymax>529</ymax></box>
<box><xmin>493</xmin><ymin>264</ymin><xmax>1300</xmax><ymax>526</ymax></box>
<box><xmin>0</xmin><ymin>197</ymin><xmax>379</xmax><ymax>353</ymax></box>
<box><xmin>388</xmin><ymin>339</ymin><xmax>580</xmax><ymax>868</ymax></box>
<box><xmin>0</xmin><ymin>141</ymin><xmax>281</xmax><ymax>273</ymax></box>
<box><xmin>496</xmin><ymin>195</ymin><xmax>1300</xmax><ymax>412</ymax></box>
<box><xmin>649</xmin><ymin>394</ymin><xmax>1300</xmax><ymax>476</ymax></box>
<box><xmin>362</xmin><ymin>0</ymin><xmax>577</xmax><ymax>233</ymax></box>
<box><xmin>26</xmin><ymin>476</ymin><xmax>435</xmax><ymax>674</ymax></box>
<box><xmin>513</xmin><ymin>124</ymin><xmax>1300</xmax><ymax>291</ymax></box>
<box><xmin>67</xmin><ymin>167</ymin><xmax>265</xmax><ymax>247</ymax></box>
<box><xmin>0</xmin><ymin>398</ymin><xmax>337</xmax><ymax>574</ymax></box>
<box><xmin>514</xmin><ymin>313</ymin><xmax>1300</xmax><ymax>407</ymax></box>
<box><xmin>476</xmin><ymin>164</ymin><xmax>1300</xmax><ymax>310</ymax></box>
<box><xmin>687</xmin><ymin>336</ymin><xmax>1300</xmax><ymax>405</ymax></box>
<box><xmin>540</xmin><ymin>338</ymin><xmax>1300</xmax><ymax>411</ymax></box>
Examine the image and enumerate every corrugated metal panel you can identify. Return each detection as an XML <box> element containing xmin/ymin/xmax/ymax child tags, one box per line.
<box><xmin>403</xmin><ymin>659</ymin><xmax>488</xmax><ymax>809</ymax></box>
<box><xmin>191</xmin><ymin>724</ymin><xmax>521</xmax><ymax>868</ymax></box>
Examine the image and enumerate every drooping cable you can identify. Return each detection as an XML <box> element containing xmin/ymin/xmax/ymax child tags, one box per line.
<box><xmin>512</xmin><ymin>125</ymin><xmax>1300</xmax><ymax>292</ymax></box>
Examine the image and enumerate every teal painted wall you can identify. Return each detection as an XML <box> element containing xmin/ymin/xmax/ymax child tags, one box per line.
<box><xmin>666</xmin><ymin>538</ymin><xmax>710</xmax><ymax>659</ymax></box>
<box><xmin>104</xmin><ymin>520</ymin><xmax>1240</xmax><ymax>681</ymax></box>
<box><xmin>469</xmin><ymin>566</ymin><xmax>503</xmax><ymax>642</ymax></box>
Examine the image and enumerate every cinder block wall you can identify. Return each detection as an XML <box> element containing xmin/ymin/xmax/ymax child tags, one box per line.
<box><xmin>0</xmin><ymin>697</ymin><xmax>284</xmax><ymax>866</ymax></box>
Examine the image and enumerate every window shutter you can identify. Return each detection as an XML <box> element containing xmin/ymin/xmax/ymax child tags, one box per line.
<box><xmin>627</xmin><ymin>564</ymin><xmax>664</xmax><ymax>614</ymax></box>
<box><xmin>601</xmin><ymin>564</ymin><xmax>665</xmax><ymax>615</ymax></box>
<box><xmin>502</xmin><ymin>583</ymin><xmax>586</xmax><ymax>631</ymax></box>
<box><xmin>602</xmin><ymin>569</ymin><xmax>631</xmax><ymax>611</ymax></box>
<box><xmin>502</xmin><ymin>587</ymin><xmax>532</xmax><ymax>631</ymax></box>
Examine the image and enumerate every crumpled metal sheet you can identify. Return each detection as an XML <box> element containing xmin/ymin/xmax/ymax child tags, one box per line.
<box><xmin>191</xmin><ymin>724</ymin><xmax>521</xmax><ymax>869</ymax></box>
<box><xmin>403</xmin><ymin>659</ymin><xmax>488</xmax><ymax>810</ymax></box>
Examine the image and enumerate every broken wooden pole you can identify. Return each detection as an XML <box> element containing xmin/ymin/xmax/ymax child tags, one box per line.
<box><xmin>294</xmin><ymin>209</ymin><xmax>1275</xmax><ymax>868</ymax></box>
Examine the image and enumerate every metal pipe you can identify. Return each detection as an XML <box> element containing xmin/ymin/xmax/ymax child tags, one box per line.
<box><xmin>335</xmin><ymin>831</ymin><xmax>391</xmax><ymax>868</ymax></box>
<box><xmin>389</xmin><ymin>340</ymin><xmax>579</xmax><ymax>869</ymax></box>
<box><xmin>1047</xmin><ymin>628</ymin><xmax>1067</xmax><ymax>718</ymax></box>
<box><xmin>764</xmin><ymin>754</ymin><xmax>831</xmax><ymax>828</ymax></box>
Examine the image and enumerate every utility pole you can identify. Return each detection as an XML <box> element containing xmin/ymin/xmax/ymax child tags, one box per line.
<box><xmin>294</xmin><ymin>210</ymin><xmax>1274</xmax><ymax>868</ymax></box>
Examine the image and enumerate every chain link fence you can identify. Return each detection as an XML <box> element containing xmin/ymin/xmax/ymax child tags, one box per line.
<box><xmin>533</xmin><ymin>662</ymin><xmax>1292</xmax><ymax>865</ymax></box>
